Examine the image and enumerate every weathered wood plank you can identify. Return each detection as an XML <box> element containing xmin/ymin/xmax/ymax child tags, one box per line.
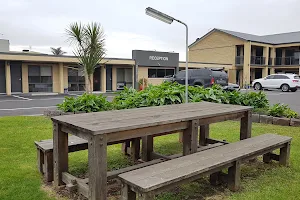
<box><xmin>108</xmin><ymin>122</ymin><xmax>188</xmax><ymax>143</ymax></box>
<box><xmin>121</xmin><ymin>184</ymin><xmax>136</xmax><ymax>200</ymax></box>
<box><xmin>119</xmin><ymin>134</ymin><xmax>291</xmax><ymax>193</ymax></box>
<box><xmin>44</xmin><ymin>151</ymin><xmax>53</xmax><ymax>182</ymax></box>
<box><xmin>88</xmin><ymin>135</ymin><xmax>107</xmax><ymax>200</ymax></box>
<box><xmin>198</xmin><ymin>112</ymin><xmax>245</xmax><ymax>126</ymax></box>
<box><xmin>37</xmin><ymin>149</ymin><xmax>44</xmax><ymax>174</ymax></box>
<box><xmin>240</xmin><ymin>110</ymin><xmax>252</xmax><ymax>140</ymax></box>
<box><xmin>207</xmin><ymin>138</ymin><xmax>229</xmax><ymax>145</ymax></box>
<box><xmin>142</xmin><ymin>136</ymin><xmax>154</xmax><ymax>162</ymax></box>
<box><xmin>279</xmin><ymin>142</ymin><xmax>291</xmax><ymax>166</ymax></box>
<box><xmin>52</xmin><ymin>102</ymin><xmax>252</xmax><ymax>135</ymax></box>
<box><xmin>53</xmin><ymin>122</ymin><xmax>68</xmax><ymax>187</ymax></box>
<box><xmin>183</xmin><ymin>120</ymin><xmax>199</xmax><ymax>155</ymax></box>
<box><xmin>199</xmin><ymin>124</ymin><xmax>209</xmax><ymax>146</ymax></box>
<box><xmin>131</xmin><ymin>138</ymin><xmax>141</xmax><ymax>161</ymax></box>
<box><xmin>228</xmin><ymin>160</ymin><xmax>241</xmax><ymax>191</ymax></box>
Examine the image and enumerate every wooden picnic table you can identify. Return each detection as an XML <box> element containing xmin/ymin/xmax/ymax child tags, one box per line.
<box><xmin>51</xmin><ymin>102</ymin><xmax>252</xmax><ymax>200</ymax></box>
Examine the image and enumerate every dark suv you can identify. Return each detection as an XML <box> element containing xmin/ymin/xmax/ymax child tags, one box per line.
<box><xmin>172</xmin><ymin>68</ymin><xmax>228</xmax><ymax>87</ymax></box>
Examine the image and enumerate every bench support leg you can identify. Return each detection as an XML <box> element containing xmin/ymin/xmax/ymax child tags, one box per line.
<box><xmin>263</xmin><ymin>152</ymin><xmax>272</xmax><ymax>163</ymax></box>
<box><xmin>137</xmin><ymin>192</ymin><xmax>154</xmax><ymax>200</ymax></box>
<box><xmin>183</xmin><ymin>120</ymin><xmax>199</xmax><ymax>156</ymax></box>
<box><xmin>44</xmin><ymin>151</ymin><xmax>54</xmax><ymax>182</ymax></box>
<box><xmin>37</xmin><ymin>149</ymin><xmax>44</xmax><ymax>174</ymax></box>
<box><xmin>279</xmin><ymin>142</ymin><xmax>291</xmax><ymax>167</ymax></box>
<box><xmin>199</xmin><ymin>124</ymin><xmax>209</xmax><ymax>146</ymax></box>
<box><xmin>131</xmin><ymin>138</ymin><xmax>140</xmax><ymax>162</ymax></box>
<box><xmin>121</xmin><ymin>184</ymin><xmax>136</xmax><ymax>200</ymax></box>
<box><xmin>210</xmin><ymin>171</ymin><xmax>221</xmax><ymax>186</ymax></box>
<box><xmin>228</xmin><ymin>161</ymin><xmax>241</xmax><ymax>192</ymax></box>
<box><xmin>142</xmin><ymin>136</ymin><xmax>153</xmax><ymax>162</ymax></box>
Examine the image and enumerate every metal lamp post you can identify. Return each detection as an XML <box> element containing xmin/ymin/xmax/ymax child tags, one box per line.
<box><xmin>145</xmin><ymin>7</ymin><xmax>189</xmax><ymax>103</ymax></box>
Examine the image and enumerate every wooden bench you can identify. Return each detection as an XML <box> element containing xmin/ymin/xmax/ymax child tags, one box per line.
<box><xmin>35</xmin><ymin>136</ymin><xmax>138</xmax><ymax>182</ymax></box>
<box><xmin>119</xmin><ymin>134</ymin><xmax>291</xmax><ymax>200</ymax></box>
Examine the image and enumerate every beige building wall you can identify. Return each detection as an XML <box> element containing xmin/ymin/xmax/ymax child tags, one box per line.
<box><xmin>101</xmin><ymin>66</ymin><xmax>106</xmax><ymax>92</ymax></box>
<box><xmin>22</xmin><ymin>63</ymin><xmax>29</xmax><ymax>93</ymax></box>
<box><xmin>52</xmin><ymin>64</ymin><xmax>60</xmax><ymax>93</ymax></box>
<box><xmin>112</xmin><ymin>66</ymin><xmax>117</xmax><ymax>91</ymax></box>
<box><xmin>5</xmin><ymin>61</ymin><xmax>11</xmax><ymax>95</ymax></box>
<box><xmin>243</xmin><ymin>42</ymin><xmax>251</xmax><ymax>87</ymax></box>
<box><xmin>189</xmin><ymin>31</ymin><xmax>244</xmax><ymax>64</ymax></box>
<box><xmin>228</xmin><ymin>69</ymin><xmax>236</xmax><ymax>83</ymax></box>
<box><xmin>63</xmin><ymin>66</ymin><xmax>68</xmax><ymax>89</ymax></box>
<box><xmin>138</xmin><ymin>67</ymin><xmax>148</xmax><ymax>80</ymax></box>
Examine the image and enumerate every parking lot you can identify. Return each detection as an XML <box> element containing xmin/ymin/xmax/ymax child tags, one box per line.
<box><xmin>0</xmin><ymin>90</ymin><xmax>299</xmax><ymax>117</ymax></box>
<box><xmin>0</xmin><ymin>93</ymin><xmax>115</xmax><ymax>117</ymax></box>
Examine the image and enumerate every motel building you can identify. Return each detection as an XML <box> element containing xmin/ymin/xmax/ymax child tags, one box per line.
<box><xmin>0</xmin><ymin>40</ymin><xmax>230</xmax><ymax>95</ymax></box>
<box><xmin>2</xmin><ymin>28</ymin><xmax>300</xmax><ymax>95</ymax></box>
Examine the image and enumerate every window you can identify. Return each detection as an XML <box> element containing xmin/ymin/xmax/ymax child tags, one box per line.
<box><xmin>68</xmin><ymin>67</ymin><xmax>85</xmax><ymax>91</ymax></box>
<box><xmin>175</xmin><ymin>70</ymin><xmax>186</xmax><ymax>78</ymax></box>
<box><xmin>148</xmin><ymin>68</ymin><xmax>175</xmax><ymax>78</ymax></box>
<box><xmin>266</xmin><ymin>75</ymin><xmax>274</xmax><ymax>79</ymax></box>
<box><xmin>28</xmin><ymin>65</ymin><xmax>53</xmax><ymax>92</ymax></box>
<box><xmin>273</xmin><ymin>75</ymin><xmax>289</xmax><ymax>79</ymax></box>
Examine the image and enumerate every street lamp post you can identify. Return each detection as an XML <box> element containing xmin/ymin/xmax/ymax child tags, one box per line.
<box><xmin>145</xmin><ymin>7</ymin><xmax>189</xmax><ymax>103</ymax></box>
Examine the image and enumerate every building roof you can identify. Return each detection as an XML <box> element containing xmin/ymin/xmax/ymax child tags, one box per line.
<box><xmin>190</xmin><ymin>28</ymin><xmax>300</xmax><ymax>47</ymax></box>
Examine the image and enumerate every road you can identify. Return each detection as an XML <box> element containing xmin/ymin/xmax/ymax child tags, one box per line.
<box><xmin>0</xmin><ymin>90</ymin><xmax>299</xmax><ymax>117</ymax></box>
<box><xmin>0</xmin><ymin>94</ymin><xmax>115</xmax><ymax>117</ymax></box>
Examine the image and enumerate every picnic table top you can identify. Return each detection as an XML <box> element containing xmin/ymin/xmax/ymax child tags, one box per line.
<box><xmin>52</xmin><ymin>102</ymin><xmax>252</xmax><ymax>135</ymax></box>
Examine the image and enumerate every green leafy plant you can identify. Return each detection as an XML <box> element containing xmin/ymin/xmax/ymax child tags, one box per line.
<box><xmin>268</xmin><ymin>103</ymin><xmax>298</xmax><ymax>118</ymax></box>
<box><xmin>57</xmin><ymin>93</ymin><xmax>112</xmax><ymax>113</ymax></box>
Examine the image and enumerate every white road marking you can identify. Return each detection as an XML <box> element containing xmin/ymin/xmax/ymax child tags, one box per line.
<box><xmin>12</xmin><ymin>95</ymin><xmax>32</xmax><ymax>100</ymax></box>
<box><xmin>21</xmin><ymin>114</ymin><xmax>44</xmax><ymax>116</ymax></box>
<box><xmin>0</xmin><ymin>106</ymin><xmax>57</xmax><ymax>111</ymax></box>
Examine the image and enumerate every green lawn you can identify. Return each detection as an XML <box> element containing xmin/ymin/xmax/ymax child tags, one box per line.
<box><xmin>0</xmin><ymin>116</ymin><xmax>300</xmax><ymax>200</ymax></box>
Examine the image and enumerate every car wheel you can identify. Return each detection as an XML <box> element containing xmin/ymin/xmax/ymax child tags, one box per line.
<box><xmin>254</xmin><ymin>83</ymin><xmax>262</xmax><ymax>90</ymax></box>
<box><xmin>291</xmin><ymin>88</ymin><xmax>297</xmax><ymax>92</ymax></box>
<box><xmin>281</xmin><ymin>84</ymin><xmax>290</xmax><ymax>92</ymax></box>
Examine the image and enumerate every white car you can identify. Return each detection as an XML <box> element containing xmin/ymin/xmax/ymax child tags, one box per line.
<box><xmin>252</xmin><ymin>74</ymin><xmax>300</xmax><ymax>92</ymax></box>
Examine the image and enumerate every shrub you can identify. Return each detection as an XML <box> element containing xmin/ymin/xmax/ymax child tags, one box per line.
<box><xmin>268</xmin><ymin>103</ymin><xmax>298</xmax><ymax>118</ymax></box>
<box><xmin>57</xmin><ymin>93</ymin><xmax>112</xmax><ymax>113</ymax></box>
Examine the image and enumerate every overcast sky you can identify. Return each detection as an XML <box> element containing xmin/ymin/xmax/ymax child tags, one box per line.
<box><xmin>0</xmin><ymin>0</ymin><xmax>299</xmax><ymax>60</ymax></box>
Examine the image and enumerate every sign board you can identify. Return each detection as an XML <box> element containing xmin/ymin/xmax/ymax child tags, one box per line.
<box><xmin>132</xmin><ymin>50</ymin><xmax>179</xmax><ymax>67</ymax></box>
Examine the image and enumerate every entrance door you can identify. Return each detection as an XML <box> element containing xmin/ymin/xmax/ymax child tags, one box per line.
<box><xmin>93</xmin><ymin>67</ymin><xmax>101</xmax><ymax>91</ymax></box>
<box><xmin>106</xmin><ymin>65</ymin><xmax>112</xmax><ymax>91</ymax></box>
<box><xmin>0</xmin><ymin>61</ymin><xmax>6</xmax><ymax>93</ymax></box>
<box><xmin>10</xmin><ymin>62</ymin><xmax>22</xmax><ymax>93</ymax></box>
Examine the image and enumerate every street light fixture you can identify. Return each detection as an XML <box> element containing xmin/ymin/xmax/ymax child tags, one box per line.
<box><xmin>145</xmin><ymin>7</ymin><xmax>189</xmax><ymax>104</ymax></box>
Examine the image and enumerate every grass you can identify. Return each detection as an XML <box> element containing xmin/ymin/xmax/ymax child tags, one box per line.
<box><xmin>0</xmin><ymin>116</ymin><xmax>300</xmax><ymax>200</ymax></box>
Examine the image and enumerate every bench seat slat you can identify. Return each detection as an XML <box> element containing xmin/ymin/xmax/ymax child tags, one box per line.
<box><xmin>119</xmin><ymin>134</ymin><xmax>291</xmax><ymax>192</ymax></box>
<box><xmin>35</xmin><ymin>136</ymin><xmax>87</xmax><ymax>152</ymax></box>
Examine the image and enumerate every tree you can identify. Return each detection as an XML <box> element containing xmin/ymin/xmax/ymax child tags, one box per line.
<box><xmin>66</xmin><ymin>22</ymin><xmax>105</xmax><ymax>93</ymax></box>
<box><xmin>50</xmin><ymin>47</ymin><xmax>66</xmax><ymax>55</ymax></box>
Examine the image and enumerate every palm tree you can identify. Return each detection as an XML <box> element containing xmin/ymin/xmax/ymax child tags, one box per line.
<box><xmin>50</xmin><ymin>47</ymin><xmax>66</xmax><ymax>55</ymax></box>
<box><xmin>66</xmin><ymin>22</ymin><xmax>105</xmax><ymax>93</ymax></box>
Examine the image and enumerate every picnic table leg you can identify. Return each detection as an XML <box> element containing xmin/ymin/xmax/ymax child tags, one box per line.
<box><xmin>88</xmin><ymin>134</ymin><xmax>107</xmax><ymax>200</ymax></box>
<box><xmin>142</xmin><ymin>136</ymin><xmax>153</xmax><ymax>162</ymax></box>
<box><xmin>199</xmin><ymin>124</ymin><xmax>209</xmax><ymax>146</ymax></box>
<box><xmin>240</xmin><ymin>110</ymin><xmax>252</xmax><ymax>140</ymax></box>
<box><xmin>183</xmin><ymin>120</ymin><xmax>199</xmax><ymax>156</ymax></box>
<box><xmin>122</xmin><ymin>140</ymin><xmax>131</xmax><ymax>156</ymax></box>
<box><xmin>53</xmin><ymin>122</ymin><xmax>68</xmax><ymax>187</ymax></box>
<box><xmin>131</xmin><ymin>138</ymin><xmax>140</xmax><ymax>161</ymax></box>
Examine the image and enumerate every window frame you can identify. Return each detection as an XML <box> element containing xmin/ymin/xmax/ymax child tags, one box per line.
<box><xmin>147</xmin><ymin>68</ymin><xmax>175</xmax><ymax>78</ymax></box>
